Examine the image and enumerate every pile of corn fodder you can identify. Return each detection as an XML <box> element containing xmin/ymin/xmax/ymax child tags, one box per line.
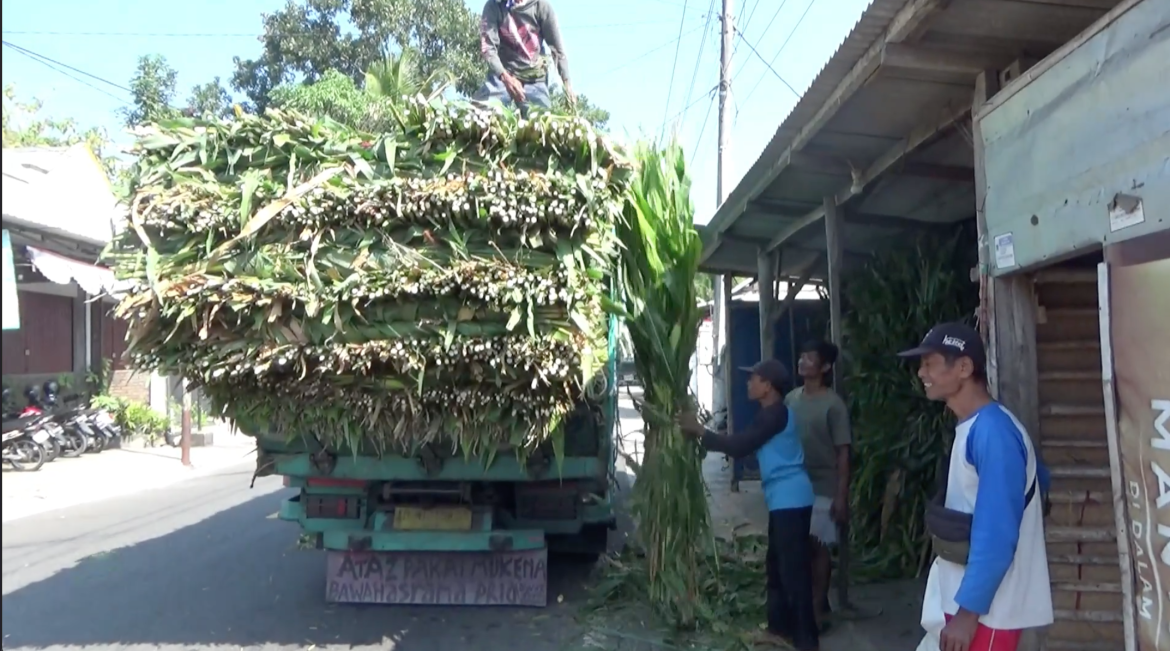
<box><xmin>105</xmin><ymin>100</ymin><xmax>632</xmax><ymax>456</ymax></box>
<box><xmin>842</xmin><ymin>224</ymin><xmax>978</xmax><ymax>580</ymax></box>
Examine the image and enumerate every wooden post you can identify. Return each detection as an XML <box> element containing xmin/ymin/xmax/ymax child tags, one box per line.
<box><xmin>758</xmin><ymin>248</ymin><xmax>778</xmax><ymax>360</ymax></box>
<box><xmin>824</xmin><ymin>197</ymin><xmax>844</xmax><ymax>390</ymax></box>
<box><xmin>973</xmin><ymin>69</ymin><xmax>1002</xmax><ymax>395</ymax></box>
<box><xmin>180</xmin><ymin>388</ymin><xmax>193</xmax><ymax>467</ymax></box>
<box><xmin>1097</xmin><ymin>262</ymin><xmax>1137</xmax><ymax>651</ymax></box>
<box><xmin>722</xmin><ymin>274</ymin><xmax>735</xmax><ymax>438</ymax></box>
<box><xmin>823</xmin><ymin>194</ymin><xmax>853</xmax><ymax>611</ymax></box>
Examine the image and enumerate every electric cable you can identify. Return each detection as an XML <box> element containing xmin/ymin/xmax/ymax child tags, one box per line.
<box><xmin>741</xmin><ymin>0</ymin><xmax>817</xmax><ymax>105</ymax></box>
<box><xmin>658</xmin><ymin>0</ymin><xmax>693</xmax><ymax>142</ymax></box>
<box><xmin>1</xmin><ymin>41</ymin><xmax>130</xmax><ymax>103</ymax></box>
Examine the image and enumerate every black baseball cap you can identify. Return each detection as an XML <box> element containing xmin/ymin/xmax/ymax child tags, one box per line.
<box><xmin>897</xmin><ymin>322</ymin><xmax>986</xmax><ymax>371</ymax></box>
<box><xmin>739</xmin><ymin>359</ymin><xmax>790</xmax><ymax>391</ymax></box>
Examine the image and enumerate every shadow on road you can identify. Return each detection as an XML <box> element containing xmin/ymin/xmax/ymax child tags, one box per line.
<box><xmin>2</xmin><ymin>469</ymin><xmax>638</xmax><ymax>651</ymax></box>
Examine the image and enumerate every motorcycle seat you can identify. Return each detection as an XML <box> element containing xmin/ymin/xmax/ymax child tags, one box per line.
<box><xmin>2</xmin><ymin>416</ymin><xmax>40</xmax><ymax>433</ymax></box>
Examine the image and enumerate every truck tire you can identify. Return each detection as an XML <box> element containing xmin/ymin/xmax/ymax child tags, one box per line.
<box><xmin>550</xmin><ymin>523</ymin><xmax>610</xmax><ymax>561</ymax></box>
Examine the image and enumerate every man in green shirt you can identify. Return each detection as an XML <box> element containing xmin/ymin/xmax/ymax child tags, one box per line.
<box><xmin>785</xmin><ymin>339</ymin><xmax>852</xmax><ymax>628</ymax></box>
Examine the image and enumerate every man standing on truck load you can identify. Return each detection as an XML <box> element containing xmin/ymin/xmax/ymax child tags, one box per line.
<box><xmin>898</xmin><ymin>323</ymin><xmax>1053</xmax><ymax>651</ymax></box>
<box><xmin>679</xmin><ymin>359</ymin><xmax>819</xmax><ymax>651</ymax></box>
<box><xmin>477</xmin><ymin>0</ymin><xmax>574</xmax><ymax>112</ymax></box>
<box><xmin>785</xmin><ymin>340</ymin><xmax>851</xmax><ymax>631</ymax></box>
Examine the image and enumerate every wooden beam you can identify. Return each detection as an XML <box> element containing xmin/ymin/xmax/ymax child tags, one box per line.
<box><xmin>977</xmin><ymin>0</ymin><xmax>1143</xmax><ymax>122</ymax></box>
<box><xmin>881</xmin><ymin>43</ymin><xmax>992</xmax><ymax>77</ymax></box>
<box><xmin>758</xmin><ymin>248</ymin><xmax>779</xmax><ymax>359</ymax></box>
<box><xmin>771</xmin><ymin>253</ymin><xmax>822</xmax><ymax>326</ymax></box>
<box><xmin>765</xmin><ymin>100</ymin><xmax>971</xmax><ymax>252</ymax></box>
<box><xmin>750</xmin><ymin>199</ymin><xmax>946</xmax><ymax>230</ymax></box>
<box><xmin>999</xmin><ymin>55</ymin><xmax>1040</xmax><ymax>87</ymax></box>
<box><xmin>787</xmin><ymin>149</ymin><xmax>974</xmax><ymax>183</ymax></box>
<box><xmin>700</xmin><ymin>0</ymin><xmax>953</xmax><ymax>262</ymax></box>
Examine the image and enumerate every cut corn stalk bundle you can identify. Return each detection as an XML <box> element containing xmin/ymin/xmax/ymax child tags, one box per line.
<box><xmin>608</xmin><ymin>141</ymin><xmax>710</xmax><ymax>627</ymax></box>
<box><xmin>105</xmin><ymin>99</ymin><xmax>632</xmax><ymax>457</ymax></box>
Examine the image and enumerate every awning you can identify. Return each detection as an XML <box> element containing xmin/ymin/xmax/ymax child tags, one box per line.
<box><xmin>25</xmin><ymin>245</ymin><xmax>120</xmax><ymax>296</ymax></box>
<box><xmin>2</xmin><ymin>229</ymin><xmax>19</xmax><ymax>330</ymax></box>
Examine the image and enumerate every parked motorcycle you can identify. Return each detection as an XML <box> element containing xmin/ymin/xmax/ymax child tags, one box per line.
<box><xmin>44</xmin><ymin>385</ymin><xmax>120</xmax><ymax>454</ymax></box>
<box><xmin>2</xmin><ymin>414</ymin><xmax>50</xmax><ymax>471</ymax></box>
<box><xmin>25</xmin><ymin>384</ymin><xmax>88</xmax><ymax>458</ymax></box>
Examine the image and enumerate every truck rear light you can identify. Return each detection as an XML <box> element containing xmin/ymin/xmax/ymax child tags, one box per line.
<box><xmin>515</xmin><ymin>481</ymin><xmax>583</xmax><ymax>520</ymax></box>
<box><xmin>305</xmin><ymin>477</ymin><xmax>368</xmax><ymax>489</ymax></box>
<box><xmin>304</xmin><ymin>495</ymin><xmax>361</xmax><ymax>519</ymax></box>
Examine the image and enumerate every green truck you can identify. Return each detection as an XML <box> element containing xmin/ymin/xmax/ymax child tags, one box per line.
<box><xmin>244</xmin><ymin>316</ymin><xmax>621</xmax><ymax>607</ymax></box>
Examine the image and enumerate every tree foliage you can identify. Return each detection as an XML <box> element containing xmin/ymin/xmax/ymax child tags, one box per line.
<box><xmin>268</xmin><ymin>70</ymin><xmax>397</xmax><ymax>132</ymax></box>
<box><xmin>2</xmin><ymin>84</ymin><xmax>121</xmax><ymax>180</ymax></box>
<box><xmin>231</xmin><ymin>0</ymin><xmax>609</xmax><ymax>130</ymax></box>
<box><xmin>123</xmin><ymin>55</ymin><xmax>234</xmax><ymax>127</ymax></box>
<box><xmin>231</xmin><ymin>0</ymin><xmax>482</xmax><ymax>111</ymax></box>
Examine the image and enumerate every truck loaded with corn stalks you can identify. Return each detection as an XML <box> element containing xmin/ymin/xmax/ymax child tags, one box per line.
<box><xmin>105</xmin><ymin>99</ymin><xmax>640</xmax><ymax>607</ymax></box>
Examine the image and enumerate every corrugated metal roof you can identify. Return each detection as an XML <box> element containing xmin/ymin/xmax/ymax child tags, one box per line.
<box><xmin>1</xmin><ymin>144</ymin><xmax>121</xmax><ymax>246</ymax></box>
<box><xmin>707</xmin><ymin>0</ymin><xmax>910</xmax><ymax>230</ymax></box>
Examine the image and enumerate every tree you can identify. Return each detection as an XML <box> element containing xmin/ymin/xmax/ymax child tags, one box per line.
<box><xmin>364</xmin><ymin>48</ymin><xmax>455</xmax><ymax>103</ymax></box>
<box><xmin>122</xmin><ymin>54</ymin><xmax>179</xmax><ymax>127</ymax></box>
<box><xmin>550</xmin><ymin>86</ymin><xmax>609</xmax><ymax>130</ymax></box>
<box><xmin>186</xmin><ymin>78</ymin><xmax>234</xmax><ymax>119</ymax></box>
<box><xmin>268</xmin><ymin>70</ymin><xmax>396</xmax><ymax>132</ymax></box>
<box><xmin>123</xmin><ymin>56</ymin><xmax>236</xmax><ymax>127</ymax></box>
<box><xmin>2</xmin><ymin>84</ymin><xmax>122</xmax><ymax>182</ymax></box>
<box><xmin>231</xmin><ymin>0</ymin><xmax>482</xmax><ymax>111</ymax></box>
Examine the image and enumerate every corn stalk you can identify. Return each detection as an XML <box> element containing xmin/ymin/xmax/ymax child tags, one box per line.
<box><xmin>610</xmin><ymin>141</ymin><xmax>709</xmax><ymax>627</ymax></box>
<box><xmin>104</xmin><ymin>98</ymin><xmax>633</xmax><ymax>459</ymax></box>
<box><xmin>842</xmin><ymin>224</ymin><xmax>978</xmax><ymax>580</ymax></box>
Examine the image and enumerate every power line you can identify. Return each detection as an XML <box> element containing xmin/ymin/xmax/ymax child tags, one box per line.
<box><xmin>658</xmin><ymin>0</ymin><xmax>692</xmax><ymax>142</ymax></box>
<box><xmin>731</xmin><ymin>0</ymin><xmax>789</xmax><ymax>85</ymax></box>
<box><xmin>1</xmin><ymin>41</ymin><xmax>131</xmax><ymax>103</ymax></box>
<box><xmin>730</xmin><ymin>0</ymin><xmax>762</xmax><ymax>61</ymax></box>
<box><xmin>741</xmin><ymin>0</ymin><xmax>817</xmax><ymax>105</ymax></box>
<box><xmin>0</xmin><ymin>18</ymin><xmax>694</xmax><ymax>39</ymax></box>
<box><xmin>678</xmin><ymin>0</ymin><xmax>718</xmax><ymax>137</ymax></box>
<box><xmin>689</xmin><ymin>92</ymin><xmax>717</xmax><ymax>168</ymax></box>
<box><xmin>731</xmin><ymin>27</ymin><xmax>801</xmax><ymax>98</ymax></box>
<box><xmin>597</xmin><ymin>23</ymin><xmax>706</xmax><ymax>77</ymax></box>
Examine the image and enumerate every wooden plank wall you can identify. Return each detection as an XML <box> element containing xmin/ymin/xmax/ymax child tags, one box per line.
<box><xmin>1034</xmin><ymin>263</ymin><xmax>1124</xmax><ymax>651</ymax></box>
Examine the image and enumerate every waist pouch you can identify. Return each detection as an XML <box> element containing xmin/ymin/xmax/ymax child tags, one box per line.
<box><xmin>926</xmin><ymin>473</ymin><xmax>1038</xmax><ymax>566</ymax></box>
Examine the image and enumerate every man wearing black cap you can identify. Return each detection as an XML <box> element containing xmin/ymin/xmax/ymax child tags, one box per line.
<box><xmin>898</xmin><ymin>323</ymin><xmax>1053</xmax><ymax>651</ymax></box>
<box><xmin>679</xmin><ymin>358</ymin><xmax>819</xmax><ymax>650</ymax></box>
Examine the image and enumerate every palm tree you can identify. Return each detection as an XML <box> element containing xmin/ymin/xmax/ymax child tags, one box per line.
<box><xmin>364</xmin><ymin>48</ymin><xmax>456</xmax><ymax>103</ymax></box>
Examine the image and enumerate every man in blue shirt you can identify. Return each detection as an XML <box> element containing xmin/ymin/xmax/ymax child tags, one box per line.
<box><xmin>680</xmin><ymin>359</ymin><xmax>819</xmax><ymax>650</ymax></box>
<box><xmin>898</xmin><ymin>324</ymin><xmax>1054</xmax><ymax>651</ymax></box>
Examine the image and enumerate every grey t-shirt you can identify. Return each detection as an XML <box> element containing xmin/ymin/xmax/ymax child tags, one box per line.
<box><xmin>785</xmin><ymin>386</ymin><xmax>851</xmax><ymax>498</ymax></box>
<box><xmin>479</xmin><ymin>0</ymin><xmax>570</xmax><ymax>84</ymax></box>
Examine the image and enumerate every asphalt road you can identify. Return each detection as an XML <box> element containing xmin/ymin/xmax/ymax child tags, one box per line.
<box><xmin>1</xmin><ymin>465</ymin><xmax>634</xmax><ymax>651</ymax></box>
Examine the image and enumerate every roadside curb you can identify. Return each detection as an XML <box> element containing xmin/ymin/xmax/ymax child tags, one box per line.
<box><xmin>0</xmin><ymin>451</ymin><xmax>256</xmax><ymax>524</ymax></box>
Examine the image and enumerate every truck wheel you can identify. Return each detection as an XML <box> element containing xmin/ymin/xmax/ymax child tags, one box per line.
<box><xmin>551</xmin><ymin>524</ymin><xmax>610</xmax><ymax>561</ymax></box>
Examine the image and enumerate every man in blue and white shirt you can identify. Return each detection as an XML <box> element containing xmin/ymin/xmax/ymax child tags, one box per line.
<box><xmin>898</xmin><ymin>323</ymin><xmax>1053</xmax><ymax>651</ymax></box>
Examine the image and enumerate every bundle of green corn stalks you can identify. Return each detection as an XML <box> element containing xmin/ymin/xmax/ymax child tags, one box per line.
<box><xmin>842</xmin><ymin>225</ymin><xmax>978</xmax><ymax>580</ymax></box>
<box><xmin>609</xmin><ymin>141</ymin><xmax>710</xmax><ymax>627</ymax></box>
<box><xmin>105</xmin><ymin>98</ymin><xmax>632</xmax><ymax>455</ymax></box>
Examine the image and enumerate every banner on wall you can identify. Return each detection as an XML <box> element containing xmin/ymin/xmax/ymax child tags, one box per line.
<box><xmin>1106</xmin><ymin>230</ymin><xmax>1170</xmax><ymax>651</ymax></box>
<box><xmin>1</xmin><ymin>229</ymin><xmax>19</xmax><ymax>330</ymax></box>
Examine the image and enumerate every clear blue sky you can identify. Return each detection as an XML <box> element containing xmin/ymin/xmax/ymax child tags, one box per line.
<box><xmin>1</xmin><ymin>0</ymin><xmax>871</xmax><ymax>223</ymax></box>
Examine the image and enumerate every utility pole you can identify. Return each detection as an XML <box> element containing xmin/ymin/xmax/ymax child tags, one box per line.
<box><xmin>710</xmin><ymin>0</ymin><xmax>735</xmax><ymax>425</ymax></box>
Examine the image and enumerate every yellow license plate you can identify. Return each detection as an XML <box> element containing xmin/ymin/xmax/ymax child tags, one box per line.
<box><xmin>393</xmin><ymin>506</ymin><xmax>473</xmax><ymax>531</ymax></box>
